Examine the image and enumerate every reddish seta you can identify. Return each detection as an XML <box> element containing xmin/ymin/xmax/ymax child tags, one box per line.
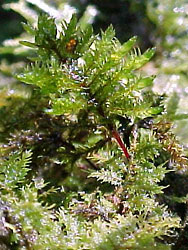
<box><xmin>112</xmin><ymin>130</ymin><xmax>130</xmax><ymax>159</ymax></box>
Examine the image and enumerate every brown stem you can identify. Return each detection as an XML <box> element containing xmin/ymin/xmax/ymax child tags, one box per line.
<box><xmin>112</xmin><ymin>129</ymin><xmax>130</xmax><ymax>159</ymax></box>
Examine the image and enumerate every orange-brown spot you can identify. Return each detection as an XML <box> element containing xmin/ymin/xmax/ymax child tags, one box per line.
<box><xmin>66</xmin><ymin>39</ymin><xmax>77</xmax><ymax>52</ymax></box>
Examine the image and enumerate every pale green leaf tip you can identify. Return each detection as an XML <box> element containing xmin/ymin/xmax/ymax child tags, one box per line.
<box><xmin>131</xmin><ymin>36</ymin><xmax>137</xmax><ymax>42</ymax></box>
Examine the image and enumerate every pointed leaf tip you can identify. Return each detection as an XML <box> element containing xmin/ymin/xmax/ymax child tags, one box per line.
<box><xmin>19</xmin><ymin>41</ymin><xmax>37</xmax><ymax>48</ymax></box>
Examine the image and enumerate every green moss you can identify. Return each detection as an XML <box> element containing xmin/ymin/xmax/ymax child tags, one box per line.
<box><xmin>0</xmin><ymin>11</ymin><xmax>187</xmax><ymax>250</ymax></box>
